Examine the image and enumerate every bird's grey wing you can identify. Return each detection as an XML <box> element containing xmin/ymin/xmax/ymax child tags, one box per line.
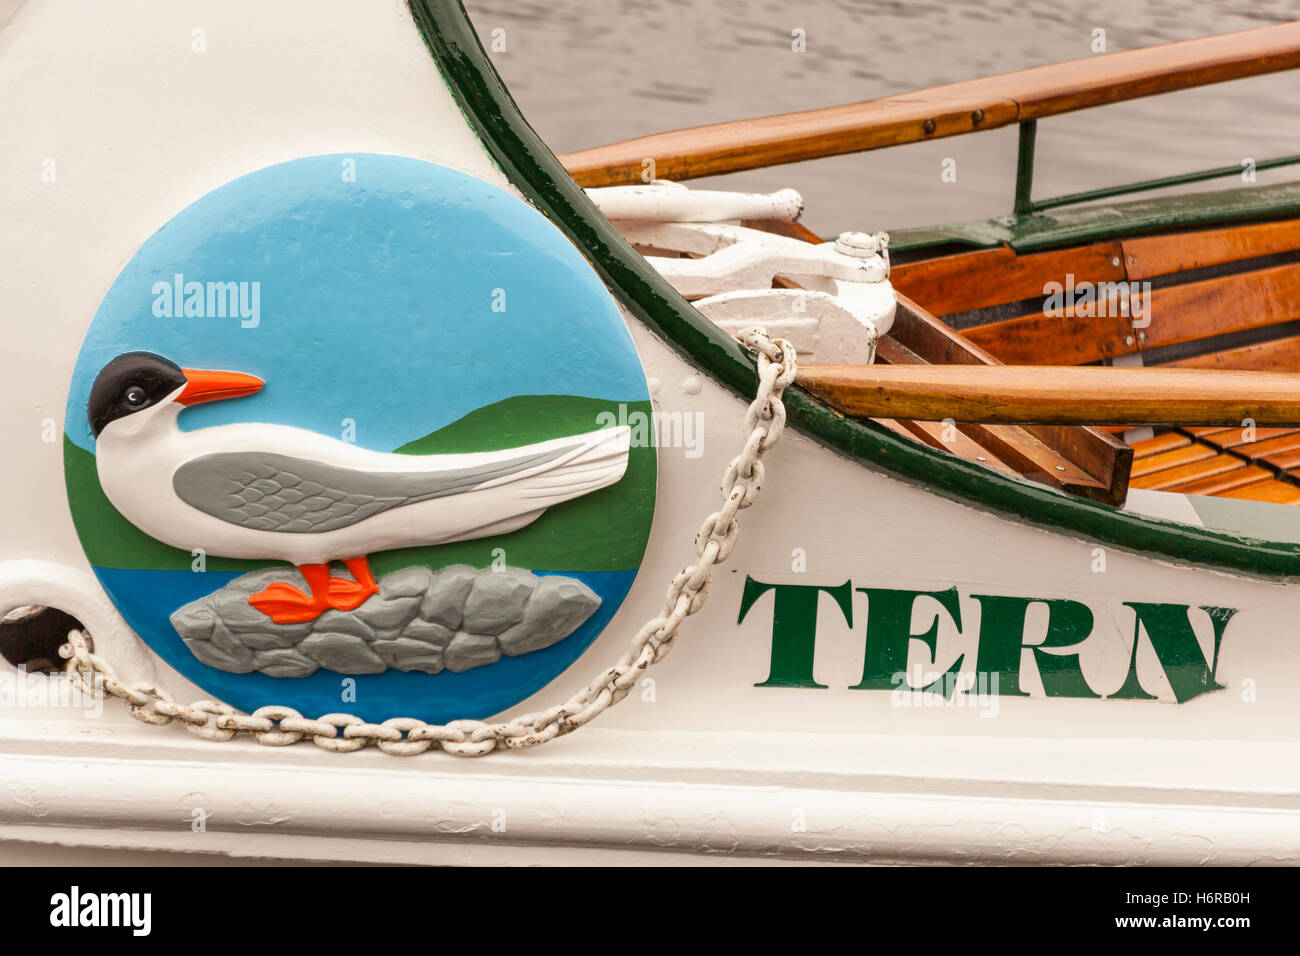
<box><xmin>172</xmin><ymin>446</ymin><xmax>571</xmax><ymax>534</ymax></box>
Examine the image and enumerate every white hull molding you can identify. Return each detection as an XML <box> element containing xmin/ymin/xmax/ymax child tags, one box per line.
<box><xmin>2</xmin><ymin>0</ymin><xmax>1299</xmax><ymax>864</ymax></box>
<box><xmin>3</xmin><ymin>716</ymin><xmax>1296</xmax><ymax>866</ymax></box>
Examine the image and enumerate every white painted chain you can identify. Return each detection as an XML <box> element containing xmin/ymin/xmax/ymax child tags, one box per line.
<box><xmin>61</xmin><ymin>329</ymin><xmax>797</xmax><ymax>756</ymax></box>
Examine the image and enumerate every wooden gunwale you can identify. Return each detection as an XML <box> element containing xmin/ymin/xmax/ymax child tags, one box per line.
<box><xmin>560</xmin><ymin>24</ymin><xmax>1300</xmax><ymax>187</ymax></box>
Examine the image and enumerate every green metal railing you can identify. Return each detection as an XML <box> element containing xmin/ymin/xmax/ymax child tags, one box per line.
<box><xmin>1010</xmin><ymin>119</ymin><xmax>1300</xmax><ymax>217</ymax></box>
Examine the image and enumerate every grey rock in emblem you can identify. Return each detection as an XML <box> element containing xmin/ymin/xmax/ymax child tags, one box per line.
<box><xmin>312</xmin><ymin>608</ymin><xmax>374</xmax><ymax>641</ymax></box>
<box><xmin>185</xmin><ymin>620</ymin><xmax>255</xmax><ymax>674</ymax></box>
<box><xmin>499</xmin><ymin>577</ymin><xmax>606</xmax><ymax>657</ymax></box>
<box><xmin>445</xmin><ymin>632</ymin><xmax>502</xmax><ymax>673</ymax></box>
<box><xmin>419</xmin><ymin>564</ymin><xmax>476</xmax><ymax>628</ymax></box>
<box><xmin>403</xmin><ymin>619</ymin><xmax>454</xmax><ymax>648</ymax></box>
<box><xmin>371</xmin><ymin>639</ymin><xmax>444</xmax><ymax>674</ymax></box>
<box><xmin>170</xmin><ymin>565</ymin><xmax>601</xmax><ymax>678</ymax></box>
<box><xmin>463</xmin><ymin>573</ymin><xmax>535</xmax><ymax>635</ymax></box>
<box><xmin>252</xmin><ymin>647</ymin><xmax>319</xmax><ymax>678</ymax></box>
<box><xmin>297</xmin><ymin>633</ymin><xmax>386</xmax><ymax>674</ymax></box>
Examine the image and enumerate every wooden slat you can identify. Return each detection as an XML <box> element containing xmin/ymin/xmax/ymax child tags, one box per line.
<box><xmin>875</xmin><ymin>334</ymin><xmax>1076</xmax><ymax>485</ymax></box>
<box><xmin>1129</xmin><ymin>432</ymin><xmax>1192</xmax><ymax>458</ymax></box>
<box><xmin>1259</xmin><ymin>446</ymin><xmax>1300</xmax><ymax>471</ymax></box>
<box><xmin>1199</xmin><ymin>428</ymin><xmax>1300</xmax><ymax>452</ymax></box>
<box><xmin>1122</xmin><ymin>218</ymin><xmax>1300</xmax><ymax>280</ymax></box>
<box><xmin>874</xmin><ymin>335</ymin><xmax>1016</xmax><ymax>469</ymax></box>
<box><xmin>888</xmin><ymin>295</ymin><xmax>1007</xmax><ymax>367</ymax></box>
<box><xmin>1168</xmin><ymin>465</ymin><xmax>1272</xmax><ymax>495</ymax></box>
<box><xmin>795</xmin><ymin>364</ymin><xmax>1300</xmax><ymax>426</ymax></box>
<box><xmin>886</xmin><ymin>418</ymin><xmax>1018</xmax><ymax>476</ymax></box>
<box><xmin>1131</xmin><ymin>443</ymin><xmax>1215</xmax><ymax>478</ymax></box>
<box><xmin>963</xmin><ymin>304</ymin><xmax>1136</xmax><ymax>365</ymax></box>
<box><xmin>1163</xmin><ymin>335</ymin><xmax>1300</xmax><ymax>372</ymax></box>
<box><xmin>1219</xmin><ymin>479</ymin><xmax>1300</xmax><ymax>504</ymax></box>
<box><xmin>561</xmin><ymin>24</ymin><xmax>1300</xmax><ymax>186</ymax></box>
<box><xmin>889</xmin><ymin>242</ymin><xmax>1125</xmax><ymax>317</ymax></box>
<box><xmin>956</xmin><ymin>422</ymin><xmax>1107</xmax><ymax>492</ymax></box>
<box><xmin>1140</xmin><ymin>261</ymin><xmax>1300</xmax><ymax>351</ymax></box>
<box><xmin>873</xmin><ymin>334</ymin><xmax>926</xmax><ymax>366</ymax></box>
<box><xmin>888</xmin><ymin>295</ymin><xmax>1130</xmax><ymax>502</ymax></box>
<box><xmin>1130</xmin><ymin>453</ymin><xmax>1246</xmax><ymax>490</ymax></box>
<box><xmin>740</xmin><ymin>218</ymin><xmax>825</xmax><ymax>244</ymax></box>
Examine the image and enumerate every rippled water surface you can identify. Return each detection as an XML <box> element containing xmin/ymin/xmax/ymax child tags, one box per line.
<box><xmin>464</xmin><ymin>0</ymin><xmax>1300</xmax><ymax>235</ymax></box>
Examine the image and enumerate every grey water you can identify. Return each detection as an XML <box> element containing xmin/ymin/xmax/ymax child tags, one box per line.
<box><xmin>464</xmin><ymin>0</ymin><xmax>1300</xmax><ymax>236</ymax></box>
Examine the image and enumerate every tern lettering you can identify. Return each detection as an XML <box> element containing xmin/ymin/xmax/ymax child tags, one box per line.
<box><xmin>738</xmin><ymin>578</ymin><xmax>1235</xmax><ymax>704</ymax></box>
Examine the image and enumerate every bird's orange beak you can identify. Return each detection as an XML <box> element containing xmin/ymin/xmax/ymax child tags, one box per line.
<box><xmin>177</xmin><ymin>368</ymin><xmax>264</xmax><ymax>406</ymax></box>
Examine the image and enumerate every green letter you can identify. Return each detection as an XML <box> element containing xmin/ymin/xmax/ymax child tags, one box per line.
<box><xmin>853</xmin><ymin>586</ymin><xmax>963</xmax><ymax>692</ymax></box>
<box><xmin>740</xmin><ymin>577</ymin><xmax>852</xmax><ymax>688</ymax></box>
<box><xmin>1112</xmin><ymin>604</ymin><xmax>1236</xmax><ymax>703</ymax></box>
<box><xmin>972</xmin><ymin>595</ymin><xmax>1098</xmax><ymax>698</ymax></box>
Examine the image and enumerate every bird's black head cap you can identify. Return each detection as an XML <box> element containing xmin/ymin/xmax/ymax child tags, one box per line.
<box><xmin>88</xmin><ymin>351</ymin><xmax>187</xmax><ymax>437</ymax></box>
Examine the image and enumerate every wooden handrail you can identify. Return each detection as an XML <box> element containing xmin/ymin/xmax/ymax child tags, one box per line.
<box><xmin>561</xmin><ymin>23</ymin><xmax>1300</xmax><ymax>187</ymax></box>
<box><xmin>797</xmin><ymin>364</ymin><xmax>1300</xmax><ymax>426</ymax></box>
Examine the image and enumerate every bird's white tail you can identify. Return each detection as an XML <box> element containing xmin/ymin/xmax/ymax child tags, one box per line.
<box><xmin>508</xmin><ymin>425</ymin><xmax>632</xmax><ymax>505</ymax></box>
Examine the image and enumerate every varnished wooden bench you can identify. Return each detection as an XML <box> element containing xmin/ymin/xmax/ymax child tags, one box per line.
<box><xmin>886</xmin><ymin>217</ymin><xmax>1300</xmax><ymax>503</ymax></box>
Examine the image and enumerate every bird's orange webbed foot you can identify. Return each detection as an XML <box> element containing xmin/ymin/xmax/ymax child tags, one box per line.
<box><xmin>248</xmin><ymin>564</ymin><xmax>335</xmax><ymax>624</ymax></box>
<box><xmin>326</xmin><ymin>556</ymin><xmax>380</xmax><ymax>612</ymax></box>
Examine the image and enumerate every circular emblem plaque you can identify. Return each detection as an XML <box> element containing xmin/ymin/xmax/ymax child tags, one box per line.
<box><xmin>65</xmin><ymin>154</ymin><xmax>655</xmax><ymax>723</ymax></box>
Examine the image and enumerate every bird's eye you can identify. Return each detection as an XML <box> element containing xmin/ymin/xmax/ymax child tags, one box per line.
<box><xmin>124</xmin><ymin>385</ymin><xmax>147</xmax><ymax>406</ymax></box>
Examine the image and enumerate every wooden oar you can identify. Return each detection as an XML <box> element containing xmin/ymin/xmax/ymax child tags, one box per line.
<box><xmin>797</xmin><ymin>364</ymin><xmax>1300</xmax><ymax>426</ymax></box>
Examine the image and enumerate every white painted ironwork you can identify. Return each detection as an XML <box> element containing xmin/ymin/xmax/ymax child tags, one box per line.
<box><xmin>586</xmin><ymin>180</ymin><xmax>804</xmax><ymax>222</ymax></box>
<box><xmin>61</xmin><ymin>330</ymin><xmax>798</xmax><ymax>757</ymax></box>
<box><xmin>599</xmin><ymin>185</ymin><xmax>894</xmax><ymax>364</ymax></box>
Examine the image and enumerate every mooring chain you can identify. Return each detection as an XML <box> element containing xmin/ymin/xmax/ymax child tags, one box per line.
<box><xmin>62</xmin><ymin>329</ymin><xmax>797</xmax><ymax>756</ymax></box>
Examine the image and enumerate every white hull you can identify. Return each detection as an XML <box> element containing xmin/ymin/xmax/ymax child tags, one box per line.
<box><xmin>1</xmin><ymin>0</ymin><xmax>1298</xmax><ymax>865</ymax></box>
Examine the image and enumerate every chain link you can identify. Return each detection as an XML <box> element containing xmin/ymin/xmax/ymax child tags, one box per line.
<box><xmin>61</xmin><ymin>329</ymin><xmax>796</xmax><ymax>757</ymax></box>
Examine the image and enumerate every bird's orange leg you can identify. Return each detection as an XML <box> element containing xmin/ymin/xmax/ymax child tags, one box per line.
<box><xmin>327</xmin><ymin>556</ymin><xmax>381</xmax><ymax>611</ymax></box>
<box><xmin>248</xmin><ymin>563</ymin><xmax>335</xmax><ymax>624</ymax></box>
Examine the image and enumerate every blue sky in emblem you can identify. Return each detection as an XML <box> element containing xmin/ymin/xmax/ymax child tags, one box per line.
<box><xmin>66</xmin><ymin>154</ymin><xmax>646</xmax><ymax>453</ymax></box>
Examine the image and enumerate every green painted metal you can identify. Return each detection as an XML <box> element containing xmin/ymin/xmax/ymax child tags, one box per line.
<box><xmin>1012</xmin><ymin>121</ymin><xmax>1038</xmax><ymax>217</ymax></box>
<box><xmin>890</xmin><ymin>180</ymin><xmax>1300</xmax><ymax>254</ymax></box>
<box><xmin>1031</xmin><ymin>154</ymin><xmax>1300</xmax><ymax>213</ymax></box>
<box><xmin>408</xmin><ymin>0</ymin><xmax>1300</xmax><ymax>580</ymax></box>
<box><xmin>1007</xmin><ymin>107</ymin><xmax>1298</xmax><ymax>218</ymax></box>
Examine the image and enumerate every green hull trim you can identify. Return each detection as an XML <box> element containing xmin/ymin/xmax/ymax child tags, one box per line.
<box><xmin>890</xmin><ymin>181</ymin><xmax>1300</xmax><ymax>254</ymax></box>
<box><xmin>409</xmin><ymin>0</ymin><xmax>1300</xmax><ymax>580</ymax></box>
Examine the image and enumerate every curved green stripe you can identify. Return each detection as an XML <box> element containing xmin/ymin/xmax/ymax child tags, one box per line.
<box><xmin>408</xmin><ymin>0</ymin><xmax>1300</xmax><ymax>580</ymax></box>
